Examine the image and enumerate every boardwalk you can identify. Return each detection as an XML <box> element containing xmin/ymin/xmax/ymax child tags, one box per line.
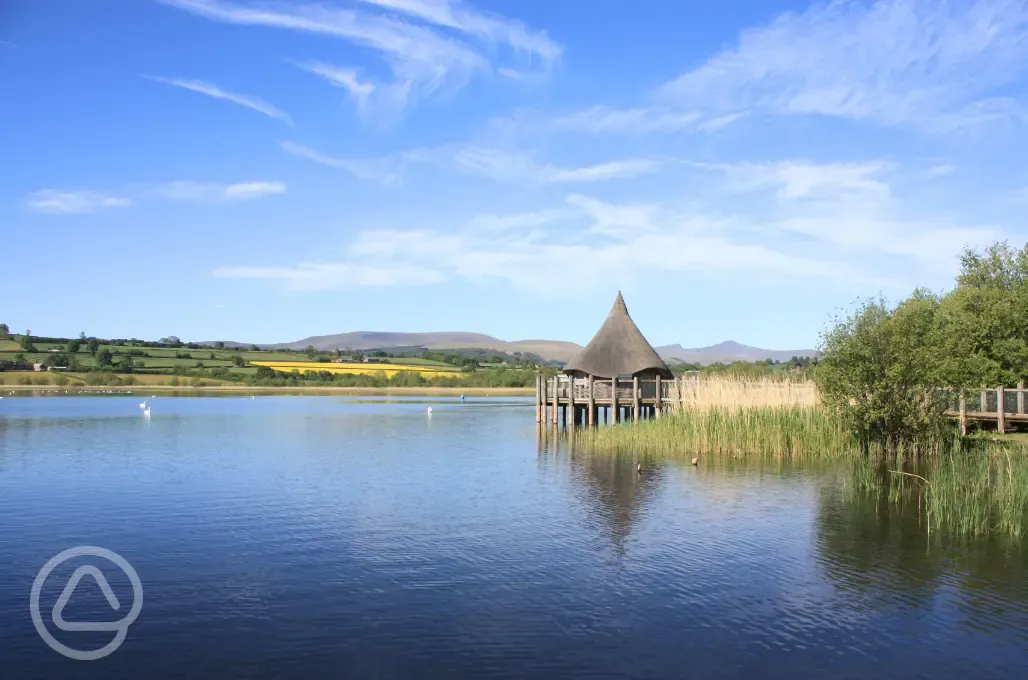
<box><xmin>949</xmin><ymin>384</ymin><xmax>1027</xmax><ymax>435</ymax></box>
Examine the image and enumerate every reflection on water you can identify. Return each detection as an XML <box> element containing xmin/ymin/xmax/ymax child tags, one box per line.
<box><xmin>0</xmin><ymin>397</ymin><xmax>1026</xmax><ymax>678</ymax></box>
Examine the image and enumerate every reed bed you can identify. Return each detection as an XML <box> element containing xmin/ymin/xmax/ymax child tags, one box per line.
<box><xmin>581</xmin><ymin>406</ymin><xmax>856</xmax><ymax>460</ymax></box>
<box><xmin>671</xmin><ymin>377</ymin><xmax>820</xmax><ymax>411</ymax></box>
<box><xmin>845</xmin><ymin>445</ymin><xmax>1028</xmax><ymax>538</ymax></box>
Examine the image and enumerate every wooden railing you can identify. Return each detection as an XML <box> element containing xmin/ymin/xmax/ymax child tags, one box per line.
<box><xmin>948</xmin><ymin>383</ymin><xmax>1027</xmax><ymax>434</ymax></box>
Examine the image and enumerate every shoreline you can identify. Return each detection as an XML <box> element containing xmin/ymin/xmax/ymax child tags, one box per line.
<box><xmin>0</xmin><ymin>384</ymin><xmax>534</xmax><ymax>396</ymax></box>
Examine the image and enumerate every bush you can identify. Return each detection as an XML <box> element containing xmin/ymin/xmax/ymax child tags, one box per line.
<box><xmin>54</xmin><ymin>374</ymin><xmax>70</xmax><ymax>386</ymax></box>
<box><xmin>168</xmin><ymin>376</ymin><xmax>180</xmax><ymax>386</ymax></box>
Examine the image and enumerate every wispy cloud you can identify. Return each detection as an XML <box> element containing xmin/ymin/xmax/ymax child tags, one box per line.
<box><xmin>26</xmin><ymin>190</ymin><xmax>131</xmax><ymax>214</ymax></box>
<box><xmin>144</xmin><ymin>75</ymin><xmax>294</xmax><ymax>125</ymax></box>
<box><xmin>284</xmin><ymin>140</ymin><xmax>663</xmax><ymax>185</ymax></box>
<box><xmin>294</xmin><ymin>61</ymin><xmax>376</xmax><ymax>109</ymax></box>
<box><xmin>151</xmin><ymin>180</ymin><xmax>287</xmax><ymax>200</ymax></box>
<box><xmin>27</xmin><ymin>180</ymin><xmax>285</xmax><ymax>214</ymax></box>
<box><xmin>214</xmin><ymin>261</ymin><xmax>445</xmax><ymax>290</ymax></box>
<box><xmin>158</xmin><ymin>0</ymin><xmax>558</xmax><ymax>114</ymax></box>
<box><xmin>658</xmin><ymin>0</ymin><xmax>1028</xmax><ymax>132</ymax></box>
<box><xmin>551</xmin><ymin>106</ymin><xmax>702</xmax><ymax>134</ymax></box>
<box><xmin>694</xmin><ymin>160</ymin><xmax>892</xmax><ymax>202</ymax></box>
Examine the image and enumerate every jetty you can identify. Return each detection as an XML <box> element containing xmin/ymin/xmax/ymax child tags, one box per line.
<box><xmin>950</xmin><ymin>385</ymin><xmax>1028</xmax><ymax>435</ymax></box>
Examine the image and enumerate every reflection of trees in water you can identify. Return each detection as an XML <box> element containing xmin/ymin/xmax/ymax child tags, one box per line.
<box><xmin>538</xmin><ymin>431</ymin><xmax>661</xmax><ymax>556</ymax></box>
<box><xmin>815</xmin><ymin>484</ymin><xmax>1028</xmax><ymax>631</ymax></box>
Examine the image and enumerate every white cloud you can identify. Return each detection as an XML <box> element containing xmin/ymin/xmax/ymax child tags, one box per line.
<box><xmin>465</xmin><ymin>208</ymin><xmax>576</xmax><ymax>231</ymax></box>
<box><xmin>26</xmin><ymin>190</ymin><xmax>131</xmax><ymax>214</ymax></box>
<box><xmin>284</xmin><ymin>140</ymin><xmax>662</xmax><ymax>185</ymax></box>
<box><xmin>214</xmin><ymin>261</ymin><xmax>444</xmax><ymax>290</ymax></box>
<box><xmin>658</xmin><ymin>0</ymin><xmax>1028</xmax><ymax>131</ymax></box>
<box><xmin>551</xmin><ymin>106</ymin><xmax>702</xmax><ymax>134</ymax></box>
<box><xmin>294</xmin><ymin>61</ymin><xmax>376</xmax><ymax>109</ymax></box>
<box><xmin>27</xmin><ymin>181</ymin><xmax>285</xmax><ymax>213</ymax></box>
<box><xmin>158</xmin><ymin>0</ymin><xmax>558</xmax><ymax>114</ymax></box>
<box><xmin>144</xmin><ymin>75</ymin><xmax>294</xmax><ymax>125</ymax></box>
<box><xmin>696</xmin><ymin>160</ymin><xmax>892</xmax><ymax>202</ymax></box>
<box><xmin>548</xmin><ymin>159</ymin><xmax>662</xmax><ymax>183</ymax></box>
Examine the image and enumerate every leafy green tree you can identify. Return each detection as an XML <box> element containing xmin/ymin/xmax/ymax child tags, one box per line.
<box><xmin>305</xmin><ymin>345</ymin><xmax>317</xmax><ymax>359</ymax></box>
<box><xmin>117</xmin><ymin>355</ymin><xmax>134</xmax><ymax>373</ymax></box>
<box><xmin>96</xmin><ymin>349</ymin><xmax>114</xmax><ymax>368</ymax></box>
<box><xmin>249</xmin><ymin>344</ymin><xmax>260</xmax><ymax>351</ymax></box>
<box><xmin>67</xmin><ymin>338</ymin><xmax>82</xmax><ymax>353</ymax></box>
<box><xmin>215</xmin><ymin>341</ymin><xmax>225</xmax><ymax>350</ymax></box>
<box><xmin>87</xmin><ymin>338</ymin><xmax>100</xmax><ymax>355</ymax></box>
<box><xmin>815</xmin><ymin>292</ymin><xmax>952</xmax><ymax>452</ymax></box>
<box><xmin>0</xmin><ymin>323</ymin><xmax>8</xmax><ymax>338</ymax></box>
<box><xmin>19</xmin><ymin>333</ymin><xmax>36</xmax><ymax>352</ymax></box>
<box><xmin>232</xmin><ymin>355</ymin><xmax>245</xmax><ymax>367</ymax></box>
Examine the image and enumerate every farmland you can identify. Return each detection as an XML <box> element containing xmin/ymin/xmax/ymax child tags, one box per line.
<box><xmin>250</xmin><ymin>361</ymin><xmax>465</xmax><ymax>378</ymax></box>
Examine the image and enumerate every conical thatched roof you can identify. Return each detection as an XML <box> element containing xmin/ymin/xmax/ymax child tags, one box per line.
<box><xmin>564</xmin><ymin>292</ymin><xmax>672</xmax><ymax>379</ymax></box>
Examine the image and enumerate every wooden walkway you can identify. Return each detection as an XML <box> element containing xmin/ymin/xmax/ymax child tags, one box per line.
<box><xmin>949</xmin><ymin>384</ymin><xmax>1027</xmax><ymax>435</ymax></box>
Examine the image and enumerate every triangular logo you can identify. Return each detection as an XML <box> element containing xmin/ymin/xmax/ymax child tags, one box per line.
<box><xmin>51</xmin><ymin>565</ymin><xmax>122</xmax><ymax>632</ymax></box>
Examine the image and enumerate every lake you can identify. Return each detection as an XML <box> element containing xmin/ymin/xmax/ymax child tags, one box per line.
<box><xmin>1</xmin><ymin>395</ymin><xmax>1026</xmax><ymax>679</ymax></box>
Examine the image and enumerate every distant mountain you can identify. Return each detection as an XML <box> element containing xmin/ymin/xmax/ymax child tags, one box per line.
<box><xmin>265</xmin><ymin>332</ymin><xmax>584</xmax><ymax>363</ymax></box>
<box><xmin>226</xmin><ymin>332</ymin><xmax>815</xmax><ymax>365</ymax></box>
<box><xmin>655</xmin><ymin>341</ymin><xmax>817</xmax><ymax>365</ymax></box>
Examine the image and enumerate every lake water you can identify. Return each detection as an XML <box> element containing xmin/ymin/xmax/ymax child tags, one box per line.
<box><xmin>1</xmin><ymin>395</ymin><xmax>1026</xmax><ymax>679</ymax></box>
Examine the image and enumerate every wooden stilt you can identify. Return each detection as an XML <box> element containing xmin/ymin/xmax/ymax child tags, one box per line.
<box><xmin>535</xmin><ymin>374</ymin><xmax>541</xmax><ymax>423</ymax></box>
<box><xmin>588</xmin><ymin>376</ymin><xmax>595</xmax><ymax>426</ymax></box>
<box><xmin>655</xmin><ymin>375</ymin><xmax>662</xmax><ymax>419</ymax></box>
<box><xmin>981</xmin><ymin>388</ymin><xmax>987</xmax><ymax>413</ymax></box>
<box><xmin>998</xmin><ymin>386</ymin><xmax>1006</xmax><ymax>434</ymax></box>
<box><xmin>632</xmin><ymin>376</ymin><xmax>640</xmax><ymax>423</ymax></box>
<box><xmin>568</xmin><ymin>376</ymin><xmax>576</xmax><ymax>429</ymax></box>
<box><xmin>611</xmin><ymin>377</ymin><xmax>618</xmax><ymax>426</ymax></box>
<box><xmin>1018</xmin><ymin>382</ymin><xmax>1025</xmax><ymax>415</ymax></box>
<box><xmin>551</xmin><ymin>377</ymin><xmax>558</xmax><ymax>425</ymax></box>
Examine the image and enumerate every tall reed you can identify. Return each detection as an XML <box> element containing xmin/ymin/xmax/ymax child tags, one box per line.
<box><xmin>672</xmin><ymin>377</ymin><xmax>820</xmax><ymax>411</ymax></box>
<box><xmin>581</xmin><ymin>406</ymin><xmax>856</xmax><ymax>460</ymax></box>
<box><xmin>845</xmin><ymin>444</ymin><xmax>1028</xmax><ymax>538</ymax></box>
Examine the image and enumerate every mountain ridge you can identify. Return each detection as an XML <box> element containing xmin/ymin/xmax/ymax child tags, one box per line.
<box><xmin>229</xmin><ymin>332</ymin><xmax>816</xmax><ymax>365</ymax></box>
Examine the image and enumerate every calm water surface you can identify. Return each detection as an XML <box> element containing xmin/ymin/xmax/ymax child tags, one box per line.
<box><xmin>0</xmin><ymin>395</ymin><xmax>1026</xmax><ymax>679</ymax></box>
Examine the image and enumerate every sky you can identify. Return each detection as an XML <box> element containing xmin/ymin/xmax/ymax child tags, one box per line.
<box><xmin>3</xmin><ymin>0</ymin><xmax>1028</xmax><ymax>349</ymax></box>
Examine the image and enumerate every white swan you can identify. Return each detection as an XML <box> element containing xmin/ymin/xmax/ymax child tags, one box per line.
<box><xmin>139</xmin><ymin>401</ymin><xmax>147</xmax><ymax>409</ymax></box>
<box><xmin>143</xmin><ymin>406</ymin><xmax>151</xmax><ymax>418</ymax></box>
<box><xmin>427</xmin><ymin>407</ymin><xmax>433</xmax><ymax>414</ymax></box>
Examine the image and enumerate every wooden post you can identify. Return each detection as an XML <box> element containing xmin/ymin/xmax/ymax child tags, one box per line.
<box><xmin>538</xmin><ymin>374</ymin><xmax>546</xmax><ymax>421</ymax></box>
<box><xmin>959</xmin><ymin>392</ymin><xmax>967</xmax><ymax>437</ymax></box>
<box><xmin>588</xmin><ymin>376</ymin><xmax>595</xmax><ymax>426</ymax></box>
<box><xmin>1018</xmin><ymin>382</ymin><xmax>1025</xmax><ymax>415</ymax></box>
<box><xmin>655</xmin><ymin>375</ymin><xmax>662</xmax><ymax>419</ymax></box>
<box><xmin>998</xmin><ymin>386</ymin><xmax>1006</xmax><ymax>434</ymax></box>
<box><xmin>632</xmin><ymin>376</ymin><xmax>640</xmax><ymax>423</ymax></box>
<box><xmin>568</xmin><ymin>377</ymin><xmax>576</xmax><ymax>429</ymax></box>
<box><xmin>981</xmin><ymin>388</ymin><xmax>987</xmax><ymax>413</ymax></box>
<box><xmin>611</xmin><ymin>377</ymin><xmax>618</xmax><ymax>426</ymax></box>
<box><xmin>551</xmin><ymin>377</ymin><xmax>558</xmax><ymax>425</ymax></box>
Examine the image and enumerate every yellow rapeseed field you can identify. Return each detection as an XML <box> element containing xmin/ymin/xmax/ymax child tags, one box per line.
<box><xmin>251</xmin><ymin>361</ymin><xmax>464</xmax><ymax>378</ymax></box>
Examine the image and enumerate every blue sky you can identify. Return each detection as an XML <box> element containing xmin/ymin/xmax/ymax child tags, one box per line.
<box><xmin>3</xmin><ymin>0</ymin><xmax>1027</xmax><ymax>348</ymax></box>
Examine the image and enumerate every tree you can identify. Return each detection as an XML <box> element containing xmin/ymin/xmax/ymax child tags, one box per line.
<box><xmin>87</xmin><ymin>338</ymin><xmax>100</xmax><ymax>355</ymax></box>
<box><xmin>19</xmin><ymin>334</ymin><xmax>36</xmax><ymax>352</ymax></box>
<box><xmin>249</xmin><ymin>344</ymin><xmax>260</xmax><ymax>352</ymax></box>
<box><xmin>96</xmin><ymin>349</ymin><xmax>114</xmax><ymax>368</ymax></box>
<box><xmin>232</xmin><ymin>355</ymin><xmax>245</xmax><ymax>367</ymax></box>
<box><xmin>305</xmin><ymin>344</ymin><xmax>318</xmax><ymax>359</ymax></box>
<box><xmin>79</xmin><ymin>331</ymin><xmax>86</xmax><ymax>340</ymax></box>
<box><xmin>68</xmin><ymin>338</ymin><xmax>82</xmax><ymax>353</ymax></box>
<box><xmin>116</xmin><ymin>355</ymin><xmax>134</xmax><ymax>373</ymax></box>
<box><xmin>215</xmin><ymin>341</ymin><xmax>225</xmax><ymax>350</ymax></box>
<box><xmin>0</xmin><ymin>323</ymin><xmax>8</xmax><ymax>338</ymax></box>
<box><xmin>815</xmin><ymin>292</ymin><xmax>951</xmax><ymax>453</ymax></box>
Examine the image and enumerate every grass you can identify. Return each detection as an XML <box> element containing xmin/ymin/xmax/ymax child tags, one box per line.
<box><xmin>845</xmin><ymin>443</ymin><xmax>1028</xmax><ymax>539</ymax></box>
<box><xmin>581</xmin><ymin>406</ymin><xmax>856</xmax><ymax>460</ymax></box>
<box><xmin>675</xmin><ymin>376</ymin><xmax>820</xmax><ymax>410</ymax></box>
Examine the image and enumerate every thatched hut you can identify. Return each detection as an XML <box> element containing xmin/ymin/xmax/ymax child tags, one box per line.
<box><xmin>563</xmin><ymin>292</ymin><xmax>672</xmax><ymax>380</ymax></box>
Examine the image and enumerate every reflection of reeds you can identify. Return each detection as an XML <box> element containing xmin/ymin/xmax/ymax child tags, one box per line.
<box><xmin>846</xmin><ymin>445</ymin><xmax>1028</xmax><ymax>538</ymax></box>
<box><xmin>582</xmin><ymin>406</ymin><xmax>855</xmax><ymax>460</ymax></box>
<box><xmin>672</xmin><ymin>377</ymin><xmax>820</xmax><ymax>411</ymax></box>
